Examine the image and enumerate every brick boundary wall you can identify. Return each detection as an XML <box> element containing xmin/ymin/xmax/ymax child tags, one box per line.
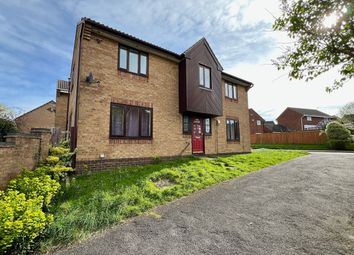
<box><xmin>0</xmin><ymin>129</ymin><xmax>52</xmax><ymax>189</ymax></box>
<box><xmin>75</xmin><ymin>152</ymin><xmax>250</xmax><ymax>173</ymax></box>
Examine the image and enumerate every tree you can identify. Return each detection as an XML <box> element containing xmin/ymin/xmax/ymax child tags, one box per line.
<box><xmin>339</xmin><ymin>101</ymin><xmax>354</xmax><ymax>119</ymax></box>
<box><xmin>0</xmin><ymin>104</ymin><xmax>17</xmax><ymax>139</ymax></box>
<box><xmin>273</xmin><ymin>0</ymin><xmax>354</xmax><ymax>92</ymax></box>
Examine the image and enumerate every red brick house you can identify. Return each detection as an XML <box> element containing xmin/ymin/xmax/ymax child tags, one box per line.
<box><xmin>277</xmin><ymin>107</ymin><xmax>335</xmax><ymax>131</ymax></box>
<box><xmin>249</xmin><ymin>108</ymin><xmax>266</xmax><ymax>134</ymax></box>
<box><xmin>65</xmin><ymin>18</ymin><xmax>253</xmax><ymax>171</ymax></box>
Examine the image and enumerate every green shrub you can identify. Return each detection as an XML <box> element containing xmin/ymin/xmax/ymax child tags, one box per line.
<box><xmin>46</xmin><ymin>156</ymin><xmax>60</xmax><ymax>166</ymax></box>
<box><xmin>325</xmin><ymin>121</ymin><xmax>351</xmax><ymax>149</ymax></box>
<box><xmin>7</xmin><ymin>171</ymin><xmax>60</xmax><ymax>209</ymax></box>
<box><xmin>0</xmin><ymin>140</ymin><xmax>73</xmax><ymax>253</ymax></box>
<box><xmin>0</xmin><ymin>190</ymin><xmax>53</xmax><ymax>254</ymax></box>
<box><xmin>49</xmin><ymin>147</ymin><xmax>70</xmax><ymax>157</ymax></box>
<box><xmin>49</xmin><ymin>146</ymin><xmax>75</xmax><ymax>167</ymax></box>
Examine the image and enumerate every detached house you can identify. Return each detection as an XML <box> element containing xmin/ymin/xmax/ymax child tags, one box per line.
<box><xmin>277</xmin><ymin>107</ymin><xmax>335</xmax><ymax>131</ymax></box>
<box><xmin>66</xmin><ymin>18</ymin><xmax>253</xmax><ymax>171</ymax></box>
<box><xmin>15</xmin><ymin>101</ymin><xmax>56</xmax><ymax>132</ymax></box>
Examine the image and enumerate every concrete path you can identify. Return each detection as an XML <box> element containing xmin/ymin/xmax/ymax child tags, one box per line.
<box><xmin>53</xmin><ymin>152</ymin><xmax>354</xmax><ymax>255</ymax></box>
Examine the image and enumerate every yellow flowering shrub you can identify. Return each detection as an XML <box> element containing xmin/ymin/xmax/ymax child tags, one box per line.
<box><xmin>0</xmin><ymin>191</ymin><xmax>52</xmax><ymax>253</ymax></box>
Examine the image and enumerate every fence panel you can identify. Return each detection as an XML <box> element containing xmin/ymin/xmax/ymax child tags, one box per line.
<box><xmin>250</xmin><ymin>131</ymin><xmax>327</xmax><ymax>144</ymax></box>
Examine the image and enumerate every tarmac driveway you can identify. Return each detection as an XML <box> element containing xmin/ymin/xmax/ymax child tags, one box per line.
<box><xmin>54</xmin><ymin>152</ymin><xmax>354</xmax><ymax>255</ymax></box>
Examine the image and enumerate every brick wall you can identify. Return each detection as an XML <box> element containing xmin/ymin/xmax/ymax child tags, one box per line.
<box><xmin>71</xmin><ymin>27</ymin><xmax>251</xmax><ymax>171</ymax></box>
<box><xmin>0</xmin><ymin>130</ymin><xmax>51</xmax><ymax>189</ymax></box>
<box><xmin>15</xmin><ymin>101</ymin><xmax>56</xmax><ymax>132</ymax></box>
<box><xmin>55</xmin><ymin>91</ymin><xmax>68</xmax><ymax>131</ymax></box>
<box><xmin>277</xmin><ymin>109</ymin><xmax>302</xmax><ymax>131</ymax></box>
<box><xmin>249</xmin><ymin>109</ymin><xmax>265</xmax><ymax>134</ymax></box>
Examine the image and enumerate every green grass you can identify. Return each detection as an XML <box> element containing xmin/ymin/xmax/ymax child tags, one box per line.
<box><xmin>42</xmin><ymin>150</ymin><xmax>307</xmax><ymax>251</ymax></box>
<box><xmin>251</xmin><ymin>143</ymin><xmax>331</xmax><ymax>150</ymax></box>
<box><xmin>251</xmin><ymin>143</ymin><xmax>354</xmax><ymax>150</ymax></box>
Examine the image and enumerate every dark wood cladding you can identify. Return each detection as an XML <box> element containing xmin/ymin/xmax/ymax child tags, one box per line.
<box><xmin>179</xmin><ymin>39</ymin><xmax>223</xmax><ymax>116</ymax></box>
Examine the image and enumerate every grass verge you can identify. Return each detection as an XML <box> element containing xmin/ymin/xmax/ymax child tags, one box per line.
<box><xmin>42</xmin><ymin>150</ymin><xmax>307</xmax><ymax>251</ymax></box>
<box><xmin>251</xmin><ymin>143</ymin><xmax>331</xmax><ymax>150</ymax></box>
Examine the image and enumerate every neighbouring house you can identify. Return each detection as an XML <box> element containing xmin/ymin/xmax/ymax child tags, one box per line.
<box><xmin>55</xmin><ymin>80</ymin><xmax>69</xmax><ymax>131</ymax></box>
<box><xmin>277</xmin><ymin>107</ymin><xmax>335</xmax><ymax>131</ymax></box>
<box><xmin>65</xmin><ymin>18</ymin><xmax>253</xmax><ymax>171</ymax></box>
<box><xmin>15</xmin><ymin>101</ymin><xmax>56</xmax><ymax>132</ymax></box>
<box><xmin>249</xmin><ymin>108</ymin><xmax>266</xmax><ymax>134</ymax></box>
<box><xmin>264</xmin><ymin>121</ymin><xmax>289</xmax><ymax>133</ymax></box>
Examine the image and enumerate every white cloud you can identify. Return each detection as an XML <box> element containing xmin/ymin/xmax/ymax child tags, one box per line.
<box><xmin>1</xmin><ymin>0</ymin><xmax>353</xmax><ymax>117</ymax></box>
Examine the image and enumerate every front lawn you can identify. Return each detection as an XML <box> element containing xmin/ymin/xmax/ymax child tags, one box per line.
<box><xmin>42</xmin><ymin>150</ymin><xmax>307</xmax><ymax>251</ymax></box>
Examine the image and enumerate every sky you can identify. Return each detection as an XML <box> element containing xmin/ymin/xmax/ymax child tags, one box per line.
<box><xmin>0</xmin><ymin>0</ymin><xmax>353</xmax><ymax>120</ymax></box>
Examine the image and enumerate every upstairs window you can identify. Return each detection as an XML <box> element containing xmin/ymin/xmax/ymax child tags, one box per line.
<box><xmin>225</xmin><ymin>82</ymin><xmax>237</xmax><ymax>99</ymax></box>
<box><xmin>199</xmin><ymin>65</ymin><xmax>211</xmax><ymax>89</ymax></box>
<box><xmin>256</xmin><ymin>120</ymin><xmax>261</xmax><ymax>126</ymax></box>
<box><xmin>226</xmin><ymin>119</ymin><xmax>240</xmax><ymax>141</ymax></box>
<box><xmin>306</xmin><ymin>116</ymin><xmax>312</xmax><ymax>121</ymax></box>
<box><xmin>119</xmin><ymin>45</ymin><xmax>148</xmax><ymax>76</ymax></box>
<box><xmin>111</xmin><ymin>103</ymin><xmax>152</xmax><ymax>138</ymax></box>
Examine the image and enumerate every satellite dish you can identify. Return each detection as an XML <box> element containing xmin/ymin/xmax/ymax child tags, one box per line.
<box><xmin>86</xmin><ymin>72</ymin><xmax>94</xmax><ymax>83</ymax></box>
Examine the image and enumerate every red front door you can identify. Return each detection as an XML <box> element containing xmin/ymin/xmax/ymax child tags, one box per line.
<box><xmin>192</xmin><ymin>118</ymin><xmax>204</xmax><ymax>154</ymax></box>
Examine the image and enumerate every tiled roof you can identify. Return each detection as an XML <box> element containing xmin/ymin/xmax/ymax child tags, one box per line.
<box><xmin>288</xmin><ymin>107</ymin><xmax>332</xmax><ymax>117</ymax></box>
<box><xmin>81</xmin><ymin>18</ymin><xmax>253</xmax><ymax>89</ymax></box>
<box><xmin>82</xmin><ymin>18</ymin><xmax>181</xmax><ymax>59</ymax></box>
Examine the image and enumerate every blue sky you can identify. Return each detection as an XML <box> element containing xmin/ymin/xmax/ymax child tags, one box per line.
<box><xmin>1</xmin><ymin>0</ymin><xmax>353</xmax><ymax>120</ymax></box>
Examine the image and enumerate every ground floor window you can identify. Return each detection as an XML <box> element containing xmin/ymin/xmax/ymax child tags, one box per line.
<box><xmin>204</xmin><ymin>118</ymin><xmax>211</xmax><ymax>135</ymax></box>
<box><xmin>226</xmin><ymin>119</ymin><xmax>240</xmax><ymax>141</ymax></box>
<box><xmin>111</xmin><ymin>103</ymin><xmax>152</xmax><ymax>138</ymax></box>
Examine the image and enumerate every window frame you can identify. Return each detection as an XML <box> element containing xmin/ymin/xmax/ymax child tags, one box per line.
<box><xmin>182</xmin><ymin>115</ymin><xmax>212</xmax><ymax>135</ymax></box>
<box><xmin>110</xmin><ymin>102</ymin><xmax>153</xmax><ymax>139</ymax></box>
<box><xmin>306</xmin><ymin>116</ymin><xmax>312</xmax><ymax>121</ymax></box>
<box><xmin>226</xmin><ymin>118</ymin><xmax>240</xmax><ymax>142</ymax></box>
<box><xmin>118</xmin><ymin>45</ymin><xmax>149</xmax><ymax>77</ymax></box>
<box><xmin>182</xmin><ymin>114</ymin><xmax>192</xmax><ymax>134</ymax></box>
<box><xmin>204</xmin><ymin>118</ymin><xmax>212</xmax><ymax>135</ymax></box>
<box><xmin>225</xmin><ymin>82</ymin><xmax>238</xmax><ymax>100</ymax></box>
<box><xmin>199</xmin><ymin>64</ymin><xmax>212</xmax><ymax>89</ymax></box>
<box><xmin>256</xmin><ymin>120</ymin><xmax>262</xmax><ymax>126</ymax></box>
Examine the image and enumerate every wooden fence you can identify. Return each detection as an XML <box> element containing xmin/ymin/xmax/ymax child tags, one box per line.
<box><xmin>250</xmin><ymin>130</ymin><xmax>327</xmax><ymax>144</ymax></box>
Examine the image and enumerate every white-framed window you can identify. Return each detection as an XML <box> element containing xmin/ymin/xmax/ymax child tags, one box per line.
<box><xmin>225</xmin><ymin>82</ymin><xmax>237</xmax><ymax>99</ymax></box>
<box><xmin>256</xmin><ymin>120</ymin><xmax>261</xmax><ymax>126</ymax></box>
<box><xmin>307</xmin><ymin>116</ymin><xmax>312</xmax><ymax>121</ymax></box>
<box><xmin>199</xmin><ymin>65</ymin><xmax>211</xmax><ymax>89</ymax></box>
<box><xmin>204</xmin><ymin>118</ymin><xmax>211</xmax><ymax>135</ymax></box>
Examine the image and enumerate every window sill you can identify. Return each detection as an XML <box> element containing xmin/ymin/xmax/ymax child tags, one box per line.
<box><xmin>109</xmin><ymin>138</ymin><xmax>153</xmax><ymax>144</ymax></box>
<box><xmin>118</xmin><ymin>69</ymin><xmax>148</xmax><ymax>79</ymax></box>
<box><xmin>227</xmin><ymin>140</ymin><xmax>240</xmax><ymax>144</ymax></box>
<box><xmin>225</xmin><ymin>97</ymin><xmax>238</xmax><ymax>102</ymax></box>
<box><xmin>199</xmin><ymin>86</ymin><xmax>212</xmax><ymax>91</ymax></box>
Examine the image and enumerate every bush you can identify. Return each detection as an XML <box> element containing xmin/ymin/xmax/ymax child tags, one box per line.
<box><xmin>0</xmin><ymin>141</ymin><xmax>73</xmax><ymax>253</ymax></box>
<box><xmin>46</xmin><ymin>156</ymin><xmax>60</xmax><ymax>166</ymax></box>
<box><xmin>325</xmin><ymin>121</ymin><xmax>351</xmax><ymax>149</ymax></box>
<box><xmin>0</xmin><ymin>191</ymin><xmax>53</xmax><ymax>254</ymax></box>
<box><xmin>7</xmin><ymin>171</ymin><xmax>60</xmax><ymax>209</ymax></box>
